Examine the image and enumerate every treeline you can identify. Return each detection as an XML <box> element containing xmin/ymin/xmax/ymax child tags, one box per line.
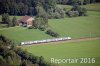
<box><xmin>0</xmin><ymin>35</ymin><xmax>57</xmax><ymax>66</ymax></box>
<box><xmin>0</xmin><ymin>0</ymin><xmax>99</xmax><ymax>18</ymax></box>
<box><xmin>0</xmin><ymin>0</ymin><xmax>57</xmax><ymax>16</ymax></box>
<box><xmin>57</xmin><ymin>0</ymin><xmax>100</xmax><ymax>5</ymax></box>
<box><xmin>0</xmin><ymin>0</ymin><xmax>99</xmax><ymax>16</ymax></box>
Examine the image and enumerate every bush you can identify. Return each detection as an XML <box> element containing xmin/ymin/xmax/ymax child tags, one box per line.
<box><xmin>67</xmin><ymin>11</ymin><xmax>79</xmax><ymax>17</ymax></box>
<box><xmin>79</xmin><ymin>7</ymin><xmax>87</xmax><ymax>16</ymax></box>
<box><xmin>46</xmin><ymin>29</ymin><xmax>59</xmax><ymax>37</ymax></box>
<box><xmin>67</xmin><ymin>4</ymin><xmax>87</xmax><ymax>17</ymax></box>
<box><xmin>47</xmin><ymin>6</ymin><xmax>65</xmax><ymax>19</ymax></box>
<box><xmin>39</xmin><ymin>26</ymin><xmax>46</xmax><ymax>31</ymax></box>
<box><xmin>28</xmin><ymin>26</ymin><xmax>34</xmax><ymax>29</ymax></box>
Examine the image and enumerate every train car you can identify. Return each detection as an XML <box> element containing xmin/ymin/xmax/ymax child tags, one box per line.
<box><xmin>21</xmin><ymin>37</ymin><xmax>71</xmax><ymax>45</ymax></box>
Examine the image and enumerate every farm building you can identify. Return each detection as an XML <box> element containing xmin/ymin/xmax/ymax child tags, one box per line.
<box><xmin>18</xmin><ymin>16</ymin><xmax>35</xmax><ymax>27</ymax></box>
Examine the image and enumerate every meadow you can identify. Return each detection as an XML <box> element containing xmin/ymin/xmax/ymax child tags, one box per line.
<box><xmin>22</xmin><ymin>39</ymin><xmax>100</xmax><ymax>66</ymax></box>
<box><xmin>0</xmin><ymin>11</ymin><xmax>100</xmax><ymax>44</ymax></box>
<box><xmin>48</xmin><ymin>11</ymin><xmax>100</xmax><ymax>38</ymax></box>
<box><xmin>60</xmin><ymin>3</ymin><xmax>100</xmax><ymax>11</ymax></box>
<box><xmin>81</xmin><ymin>3</ymin><xmax>100</xmax><ymax>11</ymax></box>
<box><xmin>0</xmin><ymin>3</ymin><xmax>100</xmax><ymax>66</ymax></box>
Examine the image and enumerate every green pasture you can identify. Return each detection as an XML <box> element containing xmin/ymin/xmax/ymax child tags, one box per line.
<box><xmin>48</xmin><ymin>11</ymin><xmax>100</xmax><ymax>38</ymax></box>
<box><xmin>59</xmin><ymin>3</ymin><xmax>100</xmax><ymax>11</ymax></box>
<box><xmin>81</xmin><ymin>3</ymin><xmax>100</xmax><ymax>11</ymax></box>
<box><xmin>22</xmin><ymin>39</ymin><xmax>100</xmax><ymax>66</ymax></box>
<box><xmin>0</xmin><ymin>27</ymin><xmax>53</xmax><ymax>44</ymax></box>
<box><xmin>0</xmin><ymin>11</ymin><xmax>100</xmax><ymax>44</ymax></box>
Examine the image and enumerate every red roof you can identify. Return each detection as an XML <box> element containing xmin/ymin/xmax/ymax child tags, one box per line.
<box><xmin>20</xmin><ymin>16</ymin><xmax>32</xmax><ymax>23</ymax></box>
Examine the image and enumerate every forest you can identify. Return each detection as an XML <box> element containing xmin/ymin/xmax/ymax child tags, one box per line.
<box><xmin>0</xmin><ymin>0</ymin><xmax>99</xmax><ymax>16</ymax></box>
<box><xmin>0</xmin><ymin>35</ymin><xmax>56</xmax><ymax>66</ymax></box>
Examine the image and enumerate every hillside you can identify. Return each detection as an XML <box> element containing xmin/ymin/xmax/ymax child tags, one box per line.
<box><xmin>0</xmin><ymin>10</ymin><xmax>100</xmax><ymax>44</ymax></box>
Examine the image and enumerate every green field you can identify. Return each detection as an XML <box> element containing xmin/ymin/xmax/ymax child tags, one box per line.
<box><xmin>81</xmin><ymin>3</ymin><xmax>100</xmax><ymax>11</ymax></box>
<box><xmin>22</xmin><ymin>39</ymin><xmax>100</xmax><ymax>66</ymax></box>
<box><xmin>59</xmin><ymin>3</ymin><xmax>100</xmax><ymax>11</ymax></box>
<box><xmin>0</xmin><ymin>3</ymin><xmax>100</xmax><ymax>66</ymax></box>
<box><xmin>0</xmin><ymin>27</ymin><xmax>53</xmax><ymax>44</ymax></box>
<box><xmin>48</xmin><ymin>11</ymin><xmax>100</xmax><ymax>38</ymax></box>
<box><xmin>0</xmin><ymin>11</ymin><xmax>100</xmax><ymax>44</ymax></box>
<box><xmin>0</xmin><ymin>3</ymin><xmax>100</xmax><ymax>44</ymax></box>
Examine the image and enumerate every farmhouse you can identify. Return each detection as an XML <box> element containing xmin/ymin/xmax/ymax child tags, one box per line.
<box><xmin>18</xmin><ymin>15</ymin><xmax>35</xmax><ymax>27</ymax></box>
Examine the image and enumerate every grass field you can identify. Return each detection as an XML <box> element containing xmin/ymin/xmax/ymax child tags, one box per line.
<box><xmin>0</xmin><ymin>3</ymin><xmax>100</xmax><ymax>66</ymax></box>
<box><xmin>0</xmin><ymin>27</ymin><xmax>53</xmax><ymax>44</ymax></box>
<box><xmin>0</xmin><ymin>3</ymin><xmax>100</xmax><ymax>44</ymax></box>
<box><xmin>48</xmin><ymin>11</ymin><xmax>100</xmax><ymax>38</ymax></box>
<box><xmin>59</xmin><ymin>3</ymin><xmax>100</xmax><ymax>11</ymax></box>
<box><xmin>0</xmin><ymin>11</ymin><xmax>100</xmax><ymax>44</ymax></box>
<box><xmin>22</xmin><ymin>39</ymin><xmax>100</xmax><ymax>66</ymax></box>
<box><xmin>81</xmin><ymin>3</ymin><xmax>100</xmax><ymax>11</ymax></box>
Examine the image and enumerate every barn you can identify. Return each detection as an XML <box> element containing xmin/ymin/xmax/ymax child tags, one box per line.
<box><xmin>18</xmin><ymin>16</ymin><xmax>35</xmax><ymax>27</ymax></box>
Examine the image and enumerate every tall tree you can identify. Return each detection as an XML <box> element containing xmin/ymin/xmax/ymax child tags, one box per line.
<box><xmin>2</xmin><ymin>13</ymin><xmax>10</xmax><ymax>24</ymax></box>
<box><xmin>12</xmin><ymin>17</ymin><xmax>17</xmax><ymax>27</ymax></box>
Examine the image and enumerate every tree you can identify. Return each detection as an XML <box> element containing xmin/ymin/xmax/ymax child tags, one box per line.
<box><xmin>0</xmin><ymin>55</ymin><xmax>8</xmax><ymax>66</ymax></box>
<box><xmin>57</xmin><ymin>0</ymin><xmax>69</xmax><ymax>5</ymax></box>
<box><xmin>12</xmin><ymin>17</ymin><xmax>17</xmax><ymax>27</ymax></box>
<box><xmin>2</xmin><ymin>13</ymin><xmax>10</xmax><ymax>24</ymax></box>
<box><xmin>46</xmin><ymin>29</ymin><xmax>59</xmax><ymax>37</ymax></box>
<box><xmin>84</xmin><ymin>0</ymin><xmax>90</xmax><ymax>4</ymax></box>
<box><xmin>0</xmin><ymin>35</ymin><xmax>14</xmax><ymax>46</ymax></box>
<box><xmin>36</xmin><ymin>5</ymin><xmax>48</xmax><ymax>29</ymax></box>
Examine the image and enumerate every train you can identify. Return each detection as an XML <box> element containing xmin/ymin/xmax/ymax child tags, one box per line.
<box><xmin>21</xmin><ymin>37</ymin><xmax>71</xmax><ymax>45</ymax></box>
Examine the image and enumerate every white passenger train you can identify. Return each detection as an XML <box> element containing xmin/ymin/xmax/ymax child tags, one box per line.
<box><xmin>21</xmin><ymin>37</ymin><xmax>71</xmax><ymax>45</ymax></box>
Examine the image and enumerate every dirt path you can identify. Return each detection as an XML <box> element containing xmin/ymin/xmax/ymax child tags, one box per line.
<box><xmin>20</xmin><ymin>37</ymin><xmax>100</xmax><ymax>47</ymax></box>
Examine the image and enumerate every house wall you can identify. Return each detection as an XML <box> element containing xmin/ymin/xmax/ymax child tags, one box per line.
<box><xmin>26</xmin><ymin>17</ymin><xmax>35</xmax><ymax>27</ymax></box>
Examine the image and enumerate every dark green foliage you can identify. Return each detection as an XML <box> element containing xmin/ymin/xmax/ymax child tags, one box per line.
<box><xmin>0</xmin><ymin>35</ymin><xmax>56</xmax><ymax>66</ymax></box>
<box><xmin>0</xmin><ymin>0</ymin><xmax>99</xmax><ymax>16</ymax></box>
<box><xmin>58</xmin><ymin>0</ymin><xmax>98</xmax><ymax>5</ymax></box>
<box><xmin>0</xmin><ymin>35</ymin><xmax>13</xmax><ymax>46</ymax></box>
<box><xmin>67</xmin><ymin>11</ymin><xmax>79</xmax><ymax>17</ymax></box>
<box><xmin>39</xmin><ymin>26</ymin><xmax>46</xmax><ymax>31</ymax></box>
<box><xmin>47</xmin><ymin>6</ymin><xmax>65</xmax><ymax>19</ymax></box>
<box><xmin>35</xmin><ymin>17</ymin><xmax>48</xmax><ymax>30</ymax></box>
<box><xmin>57</xmin><ymin>0</ymin><xmax>69</xmax><ymax>5</ymax></box>
<box><xmin>0</xmin><ymin>0</ymin><xmax>57</xmax><ymax>16</ymax></box>
<box><xmin>2</xmin><ymin>13</ymin><xmax>10</xmax><ymax>24</ymax></box>
<box><xmin>72</xmin><ymin>4</ymin><xmax>87</xmax><ymax>16</ymax></box>
<box><xmin>67</xmin><ymin>3</ymin><xmax>87</xmax><ymax>17</ymax></box>
<box><xmin>12</xmin><ymin>17</ymin><xmax>17</xmax><ymax>27</ymax></box>
<box><xmin>28</xmin><ymin>26</ymin><xmax>34</xmax><ymax>29</ymax></box>
<box><xmin>1</xmin><ymin>13</ymin><xmax>15</xmax><ymax>27</ymax></box>
<box><xmin>46</xmin><ymin>29</ymin><xmax>59</xmax><ymax>37</ymax></box>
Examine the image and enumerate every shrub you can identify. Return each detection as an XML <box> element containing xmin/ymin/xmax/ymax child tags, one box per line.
<box><xmin>67</xmin><ymin>4</ymin><xmax>87</xmax><ymax>17</ymax></box>
<box><xmin>39</xmin><ymin>26</ymin><xmax>46</xmax><ymax>31</ymax></box>
<box><xmin>47</xmin><ymin>6</ymin><xmax>65</xmax><ymax>19</ymax></box>
<box><xmin>28</xmin><ymin>26</ymin><xmax>34</xmax><ymax>29</ymax></box>
<box><xmin>67</xmin><ymin>11</ymin><xmax>79</xmax><ymax>17</ymax></box>
<box><xmin>46</xmin><ymin>29</ymin><xmax>59</xmax><ymax>37</ymax></box>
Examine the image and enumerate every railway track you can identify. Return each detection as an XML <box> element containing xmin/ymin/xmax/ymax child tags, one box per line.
<box><xmin>19</xmin><ymin>36</ymin><xmax>100</xmax><ymax>47</ymax></box>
